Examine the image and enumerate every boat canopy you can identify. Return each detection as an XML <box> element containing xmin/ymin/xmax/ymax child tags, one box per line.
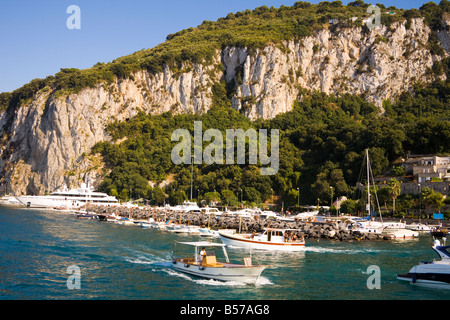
<box><xmin>176</xmin><ymin>241</ymin><xmax>229</xmax><ymax>263</ymax></box>
<box><xmin>177</xmin><ymin>241</ymin><xmax>226</xmax><ymax>247</ymax></box>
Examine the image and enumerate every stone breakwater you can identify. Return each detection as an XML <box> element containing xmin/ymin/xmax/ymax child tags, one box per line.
<box><xmin>86</xmin><ymin>205</ymin><xmax>404</xmax><ymax>241</ymax></box>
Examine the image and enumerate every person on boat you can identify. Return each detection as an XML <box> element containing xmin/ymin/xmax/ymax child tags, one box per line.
<box><xmin>199</xmin><ymin>247</ymin><xmax>207</xmax><ymax>261</ymax></box>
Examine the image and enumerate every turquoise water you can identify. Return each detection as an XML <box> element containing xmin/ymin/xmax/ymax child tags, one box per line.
<box><xmin>0</xmin><ymin>206</ymin><xmax>449</xmax><ymax>300</ymax></box>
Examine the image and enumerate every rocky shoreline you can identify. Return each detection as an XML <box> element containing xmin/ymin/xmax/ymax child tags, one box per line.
<box><xmin>85</xmin><ymin>205</ymin><xmax>447</xmax><ymax>242</ymax></box>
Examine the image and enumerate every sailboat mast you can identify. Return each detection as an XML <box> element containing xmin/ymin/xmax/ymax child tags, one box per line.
<box><xmin>366</xmin><ymin>149</ymin><xmax>370</xmax><ymax>217</ymax></box>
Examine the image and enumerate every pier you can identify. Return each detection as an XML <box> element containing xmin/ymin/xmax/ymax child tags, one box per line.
<box><xmin>82</xmin><ymin>204</ymin><xmax>446</xmax><ymax>241</ymax></box>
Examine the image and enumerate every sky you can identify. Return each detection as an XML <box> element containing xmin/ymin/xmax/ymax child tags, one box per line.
<box><xmin>0</xmin><ymin>0</ymin><xmax>440</xmax><ymax>93</ymax></box>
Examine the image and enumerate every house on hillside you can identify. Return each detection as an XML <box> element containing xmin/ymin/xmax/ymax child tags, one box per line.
<box><xmin>403</xmin><ymin>154</ymin><xmax>450</xmax><ymax>183</ymax></box>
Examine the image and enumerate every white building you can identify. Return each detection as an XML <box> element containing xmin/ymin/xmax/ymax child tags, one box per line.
<box><xmin>403</xmin><ymin>155</ymin><xmax>450</xmax><ymax>183</ymax></box>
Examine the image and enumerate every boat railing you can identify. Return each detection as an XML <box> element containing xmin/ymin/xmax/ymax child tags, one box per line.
<box><xmin>177</xmin><ymin>257</ymin><xmax>198</xmax><ymax>265</ymax></box>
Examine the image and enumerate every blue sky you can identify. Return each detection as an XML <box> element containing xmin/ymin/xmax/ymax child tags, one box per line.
<box><xmin>0</xmin><ymin>0</ymin><xmax>439</xmax><ymax>93</ymax></box>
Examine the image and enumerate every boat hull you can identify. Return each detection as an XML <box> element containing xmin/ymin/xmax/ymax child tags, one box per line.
<box><xmin>397</xmin><ymin>262</ymin><xmax>450</xmax><ymax>289</ymax></box>
<box><xmin>172</xmin><ymin>260</ymin><xmax>265</xmax><ymax>283</ymax></box>
<box><xmin>383</xmin><ymin>229</ymin><xmax>419</xmax><ymax>240</ymax></box>
<box><xmin>397</xmin><ymin>273</ymin><xmax>450</xmax><ymax>290</ymax></box>
<box><xmin>16</xmin><ymin>196</ymin><xmax>76</xmax><ymax>209</ymax></box>
<box><xmin>219</xmin><ymin>232</ymin><xmax>305</xmax><ymax>251</ymax></box>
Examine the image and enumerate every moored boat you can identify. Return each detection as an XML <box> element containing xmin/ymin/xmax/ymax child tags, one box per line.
<box><xmin>171</xmin><ymin>241</ymin><xmax>266</xmax><ymax>283</ymax></box>
<box><xmin>383</xmin><ymin>228</ymin><xmax>419</xmax><ymax>240</ymax></box>
<box><xmin>16</xmin><ymin>183</ymin><xmax>118</xmax><ymax>209</ymax></box>
<box><xmin>219</xmin><ymin>228</ymin><xmax>305</xmax><ymax>251</ymax></box>
<box><xmin>430</xmin><ymin>226</ymin><xmax>449</xmax><ymax>238</ymax></box>
<box><xmin>406</xmin><ymin>223</ymin><xmax>435</xmax><ymax>232</ymax></box>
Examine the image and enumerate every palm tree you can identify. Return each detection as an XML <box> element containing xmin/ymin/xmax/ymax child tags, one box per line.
<box><xmin>388</xmin><ymin>178</ymin><xmax>401</xmax><ymax>215</ymax></box>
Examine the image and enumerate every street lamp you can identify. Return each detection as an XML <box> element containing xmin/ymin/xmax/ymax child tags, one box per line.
<box><xmin>330</xmin><ymin>186</ymin><xmax>334</xmax><ymax>208</ymax></box>
<box><xmin>296</xmin><ymin>187</ymin><xmax>299</xmax><ymax>207</ymax></box>
<box><xmin>190</xmin><ymin>155</ymin><xmax>194</xmax><ymax>200</ymax></box>
<box><xmin>418</xmin><ymin>183</ymin><xmax>421</xmax><ymax>219</ymax></box>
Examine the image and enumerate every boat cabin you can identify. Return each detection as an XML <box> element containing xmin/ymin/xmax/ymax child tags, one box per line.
<box><xmin>255</xmin><ymin>228</ymin><xmax>302</xmax><ymax>243</ymax></box>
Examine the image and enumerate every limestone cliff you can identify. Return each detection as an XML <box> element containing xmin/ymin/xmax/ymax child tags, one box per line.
<box><xmin>0</xmin><ymin>17</ymin><xmax>448</xmax><ymax>195</ymax></box>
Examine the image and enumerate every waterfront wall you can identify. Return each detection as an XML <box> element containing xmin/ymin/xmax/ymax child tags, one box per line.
<box><xmin>86</xmin><ymin>205</ymin><xmax>425</xmax><ymax>241</ymax></box>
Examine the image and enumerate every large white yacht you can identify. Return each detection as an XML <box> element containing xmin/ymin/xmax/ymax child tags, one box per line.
<box><xmin>16</xmin><ymin>183</ymin><xmax>118</xmax><ymax>209</ymax></box>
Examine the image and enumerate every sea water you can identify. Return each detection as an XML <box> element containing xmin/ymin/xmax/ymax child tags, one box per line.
<box><xmin>0</xmin><ymin>206</ymin><xmax>448</xmax><ymax>300</ymax></box>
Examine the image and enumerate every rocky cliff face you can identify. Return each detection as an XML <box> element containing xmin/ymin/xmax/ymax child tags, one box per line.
<box><xmin>1</xmin><ymin>17</ymin><xmax>448</xmax><ymax>195</ymax></box>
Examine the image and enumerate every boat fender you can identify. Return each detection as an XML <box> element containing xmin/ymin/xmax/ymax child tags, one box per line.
<box><xmin>172</xmin><ymin>260</ymin><xmax>177</xmax><ymax>265</ymax></box>
<box><xmin>199</xmin><ymin>267</ymin><xmax>205</xmax><ymax>270</ymax></box>
<box><xmin>412</xmin><ymin>273</ymin><xmax>417</xmax><ymax>284</ymax></box>
<box><xmin>184</xmin><ymin>264</ymin><xmax>190</xmax><ymax>268</ymax></box>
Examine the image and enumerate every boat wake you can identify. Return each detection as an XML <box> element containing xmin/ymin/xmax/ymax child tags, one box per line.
<box><xmin>303</xmin><ymin>246</ymin><xmax>382</xmax><ymax>255</ymax></box>
<box><xmin>123</xmin><ymin>249</ymin><xmax>170</xmax><ymax>266</ymax></box>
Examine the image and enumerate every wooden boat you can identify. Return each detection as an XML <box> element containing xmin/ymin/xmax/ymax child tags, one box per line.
<box><xmin>171</xmin><ymin>241</ymin><xmax>266</xmax><ymax>283</ymax></box>
<box><xmin>76</xmin><ymin>213</ymin><xmax>98</xmax><ymax>219</ymax></box>
<box><xmin>431</xmin><ymin>226</ymin><xmax>449</xmax><ymax>238</ymax></box>
<box><xmin>219</xmin><ymin>228</ymin><xmax>305</xmax><ymax>251</ymax></box>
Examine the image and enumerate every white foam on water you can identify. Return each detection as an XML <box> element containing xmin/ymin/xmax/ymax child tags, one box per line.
<box><xmin>303</xmin><ymin>246</ymin><xmax>382</xmax><ymax>255</ymax></box>
<box><xmin>159</xmin><ymin>265</ymin><xmax>273</xmax><ymax>287</ymax></box>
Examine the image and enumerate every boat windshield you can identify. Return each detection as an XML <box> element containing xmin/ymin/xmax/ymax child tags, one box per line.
<box><xmin>437</xmin><ymin>246</ymin><xmax>450</xmax><ymax>258</ymax></box>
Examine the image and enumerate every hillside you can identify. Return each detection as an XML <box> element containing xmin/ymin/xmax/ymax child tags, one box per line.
<box><xmin>0</xmin><ymin>0</ymin><xmax>449</xmax><ymax>203</ymax></box>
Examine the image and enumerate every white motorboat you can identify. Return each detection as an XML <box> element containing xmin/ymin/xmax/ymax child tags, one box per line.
<box><xmin>225</xmin><ymin>208</ymin><xmax>254</xmax><ymax>217</ymax></box>
<box><xmin>219</xmin><ymin>228</ymin><xmax>305</xmax><ymax>251</ymax></box>
<box><xmin>397</xmin><ymin>239</ymin><xmax>450</xmax><ymax>289</ymax></box>
<box><xmin>198</xmin><ymin>227</ymin><xmax>219</xmax><ymax>237</ymax></box>
<box><xmin>149</xmin><ymin>220</ymin><xmax>168</xmax><ymax>230</ymax></box>
<box><xmin>406</xmin><ymin>223</ymin><xmax>439</xmax><ymax>232</ymax></box>
<box><xmin>383</xmin><ymin>228</ymin><xmax>419</xmax><ymax>240</ymax></box>
<box><xmin>254</xmin><ymin>210</ymin><xmax>278</xmax><ymax>220</ymax></box>
<box><xmin>349</xmin><ymin>219</ymin><xmax>385</xmax><ymax>234</ymax></box>
<box><xmin>166</xmin><ymin>223</ymin><xmax>190</xmax><ymax>233</ymax></box>
<box><xmin>199</xmin><ymin>228</ymin><xmax>236</xmax><ymax>237</ymax></box>
<box><xmin>165</xmin><ymin>221</ymin><xmax>200</xmax><ymax>234</ymax></box>
<box><xmin>16</xmin><ymin>183</ymin><xmax>118</xmax><ymax>209</ymax></box>
<box><xmin>170</xmin><ymin>201</ymin><xmax>200</xmax><ymax>213</ymax></box>
<box><xmin>114</xmin><ymin>217</ymin><xmax>137</xmax><ymax>226</ymax></box>
<box><xmin>171</xmin><ymin>241</ymin><xmax>266</xmax><ymax>283</ymax></box>
<box><xmin>200</xmin><ymin>207</ymin><xmax>223</xmax><ymax>215</ymax></box>
<box><xmin>380</xmin><ymin>221</ymin><xmax>418</xmax><ymax>239</ymax></box>
<box><xmin>292</xmin><ymin>210</ymin><xmax>319</xmax><ymax>222</ymax></box>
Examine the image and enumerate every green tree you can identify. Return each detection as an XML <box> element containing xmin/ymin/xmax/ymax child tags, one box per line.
<box><xmin>340</xmin><ymin>199</ymin><xmax>358</xmax><ymax>215</ymax></box>
<box><xmin>387</xmin><ymin>178</ymin><xmax>401</xmax><ymax>214</ymax></box>
<box><xmin>170</xmin><ymin>190</ymin><xmax>187</xmax><ymax>205</ymax></box>
<box><xmin>421</xmin><ymin>187</ymin><xmax>445</xmax><ymax>215</ymax></box>
<box><xmin>221</xmin><ymin>189</ymin><xmax>237</xmax><ymax>206</ymax></box>
<box><xmin>151</xmin><ymin>186</ymin><xmax>167</xmax><ymax>205</ymax></box>
<box><xmin>204</xmin><ymin>191</ymin><xmax>221</xmax><ymax>205</ymax></box>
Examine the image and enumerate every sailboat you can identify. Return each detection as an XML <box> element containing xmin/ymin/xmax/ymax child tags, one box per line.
<box><xmin>350</xmin><ymin>149</ymin><xmax>418</xmax><ymax>239</ymax></box>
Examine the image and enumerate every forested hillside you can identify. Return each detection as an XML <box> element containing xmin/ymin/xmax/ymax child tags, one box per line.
<box><xmin>92</xmin><ymin>71</ymin><xmax>450</xmax><ymax>208</ymax></box>
<box><xmin>0</xmin><ymin>1</ymin><xmax>448</xmax><ymax>206</ymax></box>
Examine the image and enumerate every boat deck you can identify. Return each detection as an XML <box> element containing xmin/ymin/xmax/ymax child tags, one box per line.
<box><xmin>175</xmin><ymin>257</ymin><xmax>253</xmax><ymax>268</ymax></box>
